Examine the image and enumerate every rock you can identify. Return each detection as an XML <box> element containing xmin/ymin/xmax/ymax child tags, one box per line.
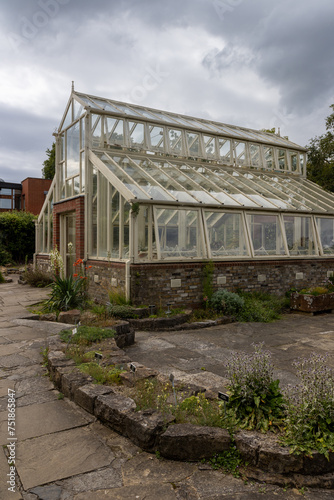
<box><xmin>125</xmin><ymin>410</ymin><xmax>175</xmax><ymax>451</ymax></box>
<box><xmin>257</xmin><ymin>434</ymin><xmax>303</xmax><ymax>473</ymax></box>
<box><xmin>61</xmin><ymin>370</ymin><xmax>93</xmax><ymax>399</ymax></box>
<box><xmin>234</xmin><ymin>431</ymin><xmax>262</xmax><ymax>467</ymax></box>
<box><xmin>58</xmin><ymin>309</ymin><xmax>81</xmax><ymax>324</ymax></box>
<box><xmin>40</xmin><ymin>313</ymin><xmax>57</xmax><ymax>322</ymax></box>
<box><xmin>94</xmin><ymin>393</ymin><xmax>136</xmax><ymax>434</ymax></box>
<box><xmin>303</xmin><ymin>450</ymin><xmax>334</xmax><ymax>475</ymax></box>
<box><xmin>73</xmin><ymin>383</ymin><xmax>115</xmax><ymax>413</ymax></box>
<box><xmin>158</xmin><ymin>424</ymin><xmax>231</xmax><ymax>461</ymax></box>
<box><xmin>120</xmin><ymin>366</ymin><xmax>158</xmax><ymax>387</ymax></box>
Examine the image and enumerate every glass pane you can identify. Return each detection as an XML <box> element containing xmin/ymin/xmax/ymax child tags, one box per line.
<box><xmin>235</xmin><ymin>142</ymin><xmax>246</xmax><ymax>166</ymax></box>
<box><xmin>0</xmin><ymin>198</ymin><xmax>11</xmax><ymax>209</ymax></box>
<box><xmin>204</xmin><ymin>211</ymin><xmax>248</xmax><ymax>256</ymax></box>
<box><xmin>65</xmin><ymin>179</ymin><xmax>73</xmax><ymax>198</ymax></box>
<box><xmin>250</xmin><ymin>144</ymin><xmax>260</xmax><ymax>167</ymax></box>
<box><xmin>91</xmin><ymin>166</ymin><xmax>97</xmax><ymax>256</ymax></box>
<box><xmin>60</xmin><ymin>134</ymin><xmax>65</xmax><ymax>162</ymax></box>
<box><xmin>73</xmin><ymin>99</ymin><xmax>84</xmax><ymax>121</ymax></box>
<box><xmin>168</xmin><ymin>129</ymin><xmax>183</xmax><ymax>154</ymax></box>
<box><xmin>186</xmin><ymin>132</ymin><xmax>200</xmax><ymax>156</ymax></box>
<box><xmin>91</xmin><ymin>115</ymin><xmax>102</xmax><ymax>147</ymax></box>
<box><xmin>122</xmin><ymin>201</ymin><xmax>130</xmax><ymax>258</ymax></box>
<box><xmin>98</xmin><ymin>172</ymin><xmax>108</xmax><ymax>257</ymax></box>
<box><xmin>110</xmin><ymin>155</ymin><xmax>174</xmax><ymax>201</ymax></box>
<box><xmin>316</xmin><ymin>217</ymin><xmax>334</xmax><ymax>255</ymax></box>
<box><xmin>290</xmin><ymin>152</ymin><xmax>298</xmax><ymax>172</ymax></box>
<box><xmin>203</xmin><ymin>135</ymin><xmax>216</xmax><ymax>159</ymax></box>
<box><xmin>149</xmin><ymin>125</ymin><xmax>164</xmax><ymax>151</ymax></box>
<box><xmin>129</xmin><ymin>122</ymin><xmax>145</xmax><ymax>148</ymax></box>
<box><xmin>66</xmin><ymin>121</ymin><xmax>80</xmax><ymax>177</ymax></box>
<box><xmin>110</xmin><ymin>186</ymin><xmax>119</xmax><ymax>258</ymax></box>
<box><xmin>155</xmin><ymin>208</ymin><xmax>202</xmax><ymax>259</ymax></box>
<box><xmin>264</xmin><ymin>147</ymin><xmax>274</xmax><ymax>169</ymax></box>
<box><xmin>61</xmin><ymin>102</ymin><xmax>72</xmax><ymax>130</ymax></box>
<box><xmin>278</xmin><ymin>149</ymin><xmax>286</xmax><ymax>171</ymax></box>
<box><xmin>90</xmin><ymin>97</ymin><xmax>121</xmax><ymax>113</ymax></box>
<box><xmin>137</xmin><ymin>205</ymin><xmax>156</xmax><ymax>260</ymax></box>
<box><xmin>73</xmin><ymin>176</ymin><xmax>80</xmax><ymax>195</ymax></box>
<box><xmin>218</xmin><ymin>138</ymin><xmax>232</xmax><ymax>164</ymax></box>
<box><xmin>80</xmin><ymin>151</ymin><xmax>85</xmax><ymax>192</ymax></box>
<box><xmin>300</xmin><ymin>154</ymin><xmax>305</xmax><ymax>175</ymax></box>
<box><xmin>284</xmin><ymin>216</ymin><xmax>316</xmax><ymax>256</ymax></box>
<box><xmin>247</xmin><ymin>214</ymin><xmax>286</xmax><ymax>256</ymax></box>
<box><xmin>106</xmin><ymin>117</ymin><xmax>124</xmax><ymax>146</ymax></box>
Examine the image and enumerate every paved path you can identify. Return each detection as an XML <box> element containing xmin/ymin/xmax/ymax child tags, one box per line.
<box><xmin>0</xmin><ymin>278</ymin><xmax>333</xmax><ymax>499</ymax></box>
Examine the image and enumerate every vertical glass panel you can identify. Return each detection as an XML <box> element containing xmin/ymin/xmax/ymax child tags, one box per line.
<box><xmin>80</xmin><ymin>118</ymin><xmax>85</xmax><ymax>150</ymax></box>
<box><xmin>168</xmin><ymin>129</ymin><xmax>183</xmax><ymax>154</ymax></box>
<box><xmin>65</xmin><ymin>179</ymin><xmax>73</xmax><ymax>198</ymax></box>
<box><xmin>149</xmin><ymin>125</ymin><xmax>164</xmax><ymax>151</ymax></box>
<box><xmin>218</xmin><ymin>138</ymin><xmax>232</xmax><ymax>164</ymax></box>
<box><xmin>98</xmin><ymin>172</ymin><xmax>108</xmax><ymax>257</ymax></box>
<box><xmin>247</xmin><ymin>214</ymin><xmax>286</xmax><ymax>256</ymax></box>
<box><xmin>60</xmin><ymin>134</ymin><xmax>65</xmax><ymax>161</ymax></box>
<box><xmin>204</xmin><ymin>211</ymin><xmax>248</xmax><ymax>256</ymax></box>
<box><xmin>300</xmin><ymin>154</ymin><xmax>305</xmax><ymax>175</ymax></box>
<box><xmin>203</xmin><ymin>135</ymin><xmax>216</xmax><ymax>158</ymax></box>
<box><xmin>111</xmin><ymin>186</ymin><xmax>120</xmax><ymax>258</ymax></box>
<box><xmin>290</xmin><ymin>151</ymin><xmax>298</xmax><ymax>172</ymax></box>
<box><xmin>186</xmin><ymin>132</ymin><xmax>200</xmax><ymax>156</ymax></box>
<box><xmin>264</xmin><ymin>147</ymin><xmax>274</xmax><ymax>169</ymax></box>
<box><xmin>61</xmin><ymin>102</ymin><xmax>72</xmax><ymax>130</ymax></box>
<box><xmin>73</xmin><ymin>99</ymin><xmax>84</xmax><ymax>121</ymax></box>
<box><xmin>91</xmin><ymin>167</ymin><xmax>97</xmax><ymax>257</ymax></box>
<box><xmin>73</xmin><ymin>177</ymin><xmax>80</xmax><ymax>195</ymax></box>
<box><xmin>106</xmin><ymin>117</ymin><xmax>124</xmax><ymax>146</ymax></box>
<box><xmin>155</xmin><ymin>208</ymin><xmax>202</xmax><ymax>259</ymax></box>
<box><xmin>66</xmin><ymin>121</ymin><xmax>80</xmax><ymax>177</ymax></box>
<box><xmin>235</xmin><ymin>142</ymin><xmax>246</xmax><ymax>166</ymax></box>
<box><xmin>80</xmin><ymin>151</ymin><xmax>85</xmax><ymax>192</ymax></box>
<box><xmin>316</xmin><ymin>217</ymin><xmax>334</xmax><ymax>255</ymax></box>
<box><xmin>250</xmin><ymin>144</ymin><xmax>260</xmax><ymax>168</ymax></box>
<box><xmin>123</xmin><ymin>201</ymin><xmax>131</xmax><ymax>258</ymax></box>
<box><xmin>129</xmin><ymin>122</ymin><xmax>145</xmax><ymax>148</ymax></box>
<box><xmin>278</xmin><ymin>149</ymin><xmax>286</xmax><ymax>171</ymax></box>
<box><xmin>284</xmin><ymin>216</ymin><xmax>316</xmax><ymax>255</ymax></box>
<box><xmin>0</xmin><ymin>198</ymin><xmax>11</xmax><ymax>209</ymax></box>
<box><xmin>91</xmin><ymin>115</ymin><xmax>102</xmax><ymax>147</ymax></box>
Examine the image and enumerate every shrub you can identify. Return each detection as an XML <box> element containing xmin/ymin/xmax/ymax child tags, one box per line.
<box><xmin>108</xmin><ymin>288</ymin><xmax>131</xmax><ymax>305</ymax></box>
<box><xmin>60</xmin><ymin>325</ymin><xmax>115</xmax><ymax>345</ymax></box>
<box><xmin>44</xmin><ymin>274</ymin><xmax>86</xmax><ymax>312</ymax></box>
<box><xmin>0</xmin><ymin>270</ymin><xmax>5</xmax><ymax>284</ymax></box>
<box><xmin>210</xmin><ymin>289</ymin><xmax>244</xmax><ymax>316</ymax></box>
<box><xmin>236</xmin><ymin>291</ymin><xmax>285</xmax><ymax>322</ymax></box>
<box><xmin>283</xmin><ymin>353</ymin><xmax>334</xmax><ymax>457</ymax></box>
<box><xmin>24</xmin><ymin>268</ymin><xmax>53</xmax><ymax>288</ymax></box>
<box><xmin>0</xmin><ymin>211</ymin><xmax>36</xmax><ymax>262</ymax></box>
<box><xmin>106</xmin><ymin>303</ymin><xmax>138</xmax><ymax>319</ymax></box>
<box><xmin>0</xmin><ymin>245</ymin><xmax>12</xmax><ymax>265</ymax></box>
<box><xmin>226</xmin><ymin>343</ymin><xmax>284</xmax><ymax>432</ymax></box>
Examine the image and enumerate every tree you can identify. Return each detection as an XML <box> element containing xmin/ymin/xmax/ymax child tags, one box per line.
<box><xmin>307</xmin><ymin>105</ymin><xmax>334</xmax><ymax>192</ymax></box>
<box><xmin>42</xmin><ymin>142</ymin><xmax>55</xmax><ymax>179</ymax></box>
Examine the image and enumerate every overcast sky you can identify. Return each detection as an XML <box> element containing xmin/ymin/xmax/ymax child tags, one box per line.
<box><xmin>1</xmin><ymin>0</ymin><xmax>333</xmax><ymax>182</ymax></box>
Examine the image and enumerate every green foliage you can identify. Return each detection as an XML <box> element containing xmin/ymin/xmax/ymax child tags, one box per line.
<box><xmin>282</xmin><ymin>354</ymin><xmax>334</xmax><ymax>457</ymax></box>
<box><xmin>299</xmin><ymin>286</ymin><xmax>330</xmax><ymax>296</ymax></box>
<box><xmin>44</xmin><ymin>274</ymin><xmax>86</xmax><ymax>313</ymax></box>
<box><xmin>226</xmin><ymin>344</ymin><xmax>284</xmax><ymax>432</ymax></box>
<box><xmin>78</xmin><ymin>362</ymin><xmax>124</xmax><ymax>385</ymax></box>
<box><xmin>107</xmin><ymin>304</ymin><xmax>138</xmax><ymax>319</ymax></box>
<box><xmin>175</xmin><ymin>393</ymin><xmax>223</xmax><ymax>427</ymax></box>
<box><xmin>42</xmin><ymin>142</ymin><xmax>55</xmax><ymax>179</ymax></box>
<box><xmin>208</xmin><ymin>445</ymin><xmax>243</xmax><ymax>477</ymax></box>
<box><xmin>0</xmin><ymin>211</ymin><xmax>36</xmax><ymax>263</ymax></box>
<box><xmin>236</xmin><ymin>291</ymin><xmax>285</xmax><ymax>322</ymax></box>
<box><xmin>210</xmin><ymin>289</ymin><xmax>245</xmax><ymax>316</ymax></box>
<box><xmin>0</xmin><ymin>271</ymin><xmax>5</xmax><ymax>284</ymax></box>
<box><xmin>307</xmin><ymin>104</ymin><xmax>334</xmax><ymax>192</ymax></box>
<box><xmin>108</xmin><ymin>288</ymin><xmax>131</xmax><ymax>306</ymax></box>
<box><xmin>203</xmin><ymin>260</ymin><xmax>214</xmax><ymax>302</ymax></box>
<box><xmin>60</xmin><ymin>325</ymin><xmax>115</xmax><ymax>345</ymax></box>
<box><xmin>24</xmin><ymin>268</ymin><xmax>53</xmax><ymax>287</ymax></box>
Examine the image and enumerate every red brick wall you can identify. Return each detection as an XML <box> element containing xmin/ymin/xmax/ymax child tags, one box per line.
<box><xmin>53</xmin><ymin>196</ymin><xmax>85</xmax><ymax>260</ymax></box>
<box><xmin>21</xmin><ymin>178</ymin><xmax>52</xmax><ymax>215</ymax></box>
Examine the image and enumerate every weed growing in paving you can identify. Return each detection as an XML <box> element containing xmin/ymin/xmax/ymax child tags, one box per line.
<box><xmin>208</xmin><ymin>444</ymin><xmax>243</xmax><ymax>478</ymax></box>
<box><xmin>282</xmin><ymin>353</ymin><xmax>334</xmax><ymax>457</ymax></box>
<box><xmin>226</xmin><ymin>343</ymin><xmax>284</xmax><ymax>432</ymax></box>
<box><xmin>60</xmin><ymin>325</ymin><xmax>115</xmax><ymax>345</ymax></box>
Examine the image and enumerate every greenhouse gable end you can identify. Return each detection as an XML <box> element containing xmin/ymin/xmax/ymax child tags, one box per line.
<box><xmin>36</xmin><ymin>89</ymin><xmax>334</xmax><ymax>306</ymax></box>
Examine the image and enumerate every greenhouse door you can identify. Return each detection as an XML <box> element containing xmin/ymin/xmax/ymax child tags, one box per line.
<box><xmin>61</xmin><ymin>213</ymin><xmax>76</xmax><ymax>276</ymax></box>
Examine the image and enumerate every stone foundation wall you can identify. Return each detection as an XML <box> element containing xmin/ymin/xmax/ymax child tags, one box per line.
<box><xmin>85</xmin><ymin>260</ymin><xmax>126</xmax><ymax>303</ymax></box>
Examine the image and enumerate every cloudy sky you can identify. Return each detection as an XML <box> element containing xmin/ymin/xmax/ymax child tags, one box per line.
<box><xmin>1</xmin><ymin>0</ymin><xmax>333</xmax><ymax>182</ymax></box>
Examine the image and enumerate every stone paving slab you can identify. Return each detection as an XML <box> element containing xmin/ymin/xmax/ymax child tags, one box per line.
<box><xmin>0</xmin><ymin>448</ymin><xmax>22</xmax><ymax>500</ymax></box>
<box><xmin>0</xmin><ymin>353</ymin><xmax>32</xmax><ymax>369</ymax></box>
<box><xmin>0</xmin><ymin>399</ymin><xmax>93</xmax><ymax>444</ymax></box>
<box><xmin>16</xmin><ymin>426</ymin><xmax>114</xmax><ymax>490</ymax></box>
<box><xmin>0</xmin><ymin>379</ymin><xmax>15</xmax><ymax>398</ymax></box>
<box><xmin>73</xmin><ymin>483</ymin><xmax>178</xmax><ymax>499</ymax></box>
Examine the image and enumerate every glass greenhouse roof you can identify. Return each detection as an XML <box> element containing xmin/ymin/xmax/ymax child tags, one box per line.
<box><xmin>90</xmin><ymin>150</ymin><xmax>334</xmax><ymax>214</ymax></box>
<box><xmin>72</xmin><ymin>91</ymin><xmax>305</xmax><ymax>150</ymax></box>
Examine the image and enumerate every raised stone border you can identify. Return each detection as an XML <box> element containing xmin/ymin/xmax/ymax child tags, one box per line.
<box><xmin>46</xmin><ymin>334</ymin><xmax>334</xmax><ymax>489</ymax></box>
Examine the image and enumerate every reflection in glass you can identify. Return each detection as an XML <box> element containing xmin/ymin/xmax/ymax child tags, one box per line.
<box><xmin>204</xmin><ymin>211</ymin><xmax>248</xmax><ymax>256</ymax></box>
<box><xmin>284</xmin><ymin>216</ymin><xmax>316</xmax><ymax>255</ymax></box>
<box><xmin>247</xmin><ymin>214</ymin><xmax>286</xmax><ymax>256</ymax></box>
<box><xmin>316</xmin><ymin>217</ymin><xmax>334</xmax><ymax>255</ymax></box>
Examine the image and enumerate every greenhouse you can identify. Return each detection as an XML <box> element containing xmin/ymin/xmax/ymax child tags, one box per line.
<box><xmin>36</xmin><ymin>87</ymin><xmax>334</xmax><ymax>307</ymax></box>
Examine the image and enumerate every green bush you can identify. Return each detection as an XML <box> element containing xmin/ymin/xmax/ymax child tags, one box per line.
<box><xmin>60</xmin><ymin>325</ymin><xmax>115</xmax><ymax>345</ymax></box>
<box><xmin>24</xmin><ymin>268</ymin><xmax>53</xmax><ymax>288</ymax></box>
<box><xmin>106</xmin><ymin>303</ymin><xmax>138</xmax><ymax>319</ymax></box>
<box><xmin>210</xmin><ymin>289</ymin><xmax>245</xmax><ymax>316</ymax></box>
<box><xmin>226</xmin><ymin>343</ymin><xmax>284</xmax><ymax>432</ymax></box>
<box><xmin>236</xmin><ymin>291</ymin><xmax>285</xmax><ymax>322</ymax></box>
<box><xmin>0</xmin><ymin>211</ymin><xmax>36</xmax><ymax>263</ymax></box>
<box><xmin>0</xmin><ymin>270</ymin><xmax>5</xmax><ymax>284</ymax></box>
<box><xmin>283</xmin><ymin>353</ymin><xmax>334</xmax><ymax>457</ymax></box>
<box><xmin>0</xmin><ymin>245</ymin><xmax>12</xmax><ymax>265</ymax></box>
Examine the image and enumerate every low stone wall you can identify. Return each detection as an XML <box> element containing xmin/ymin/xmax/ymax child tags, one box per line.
<box><xmin>47</xmin><ymin>335</ymin><xmax>334</xmax><ymax>489</ymax></box>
